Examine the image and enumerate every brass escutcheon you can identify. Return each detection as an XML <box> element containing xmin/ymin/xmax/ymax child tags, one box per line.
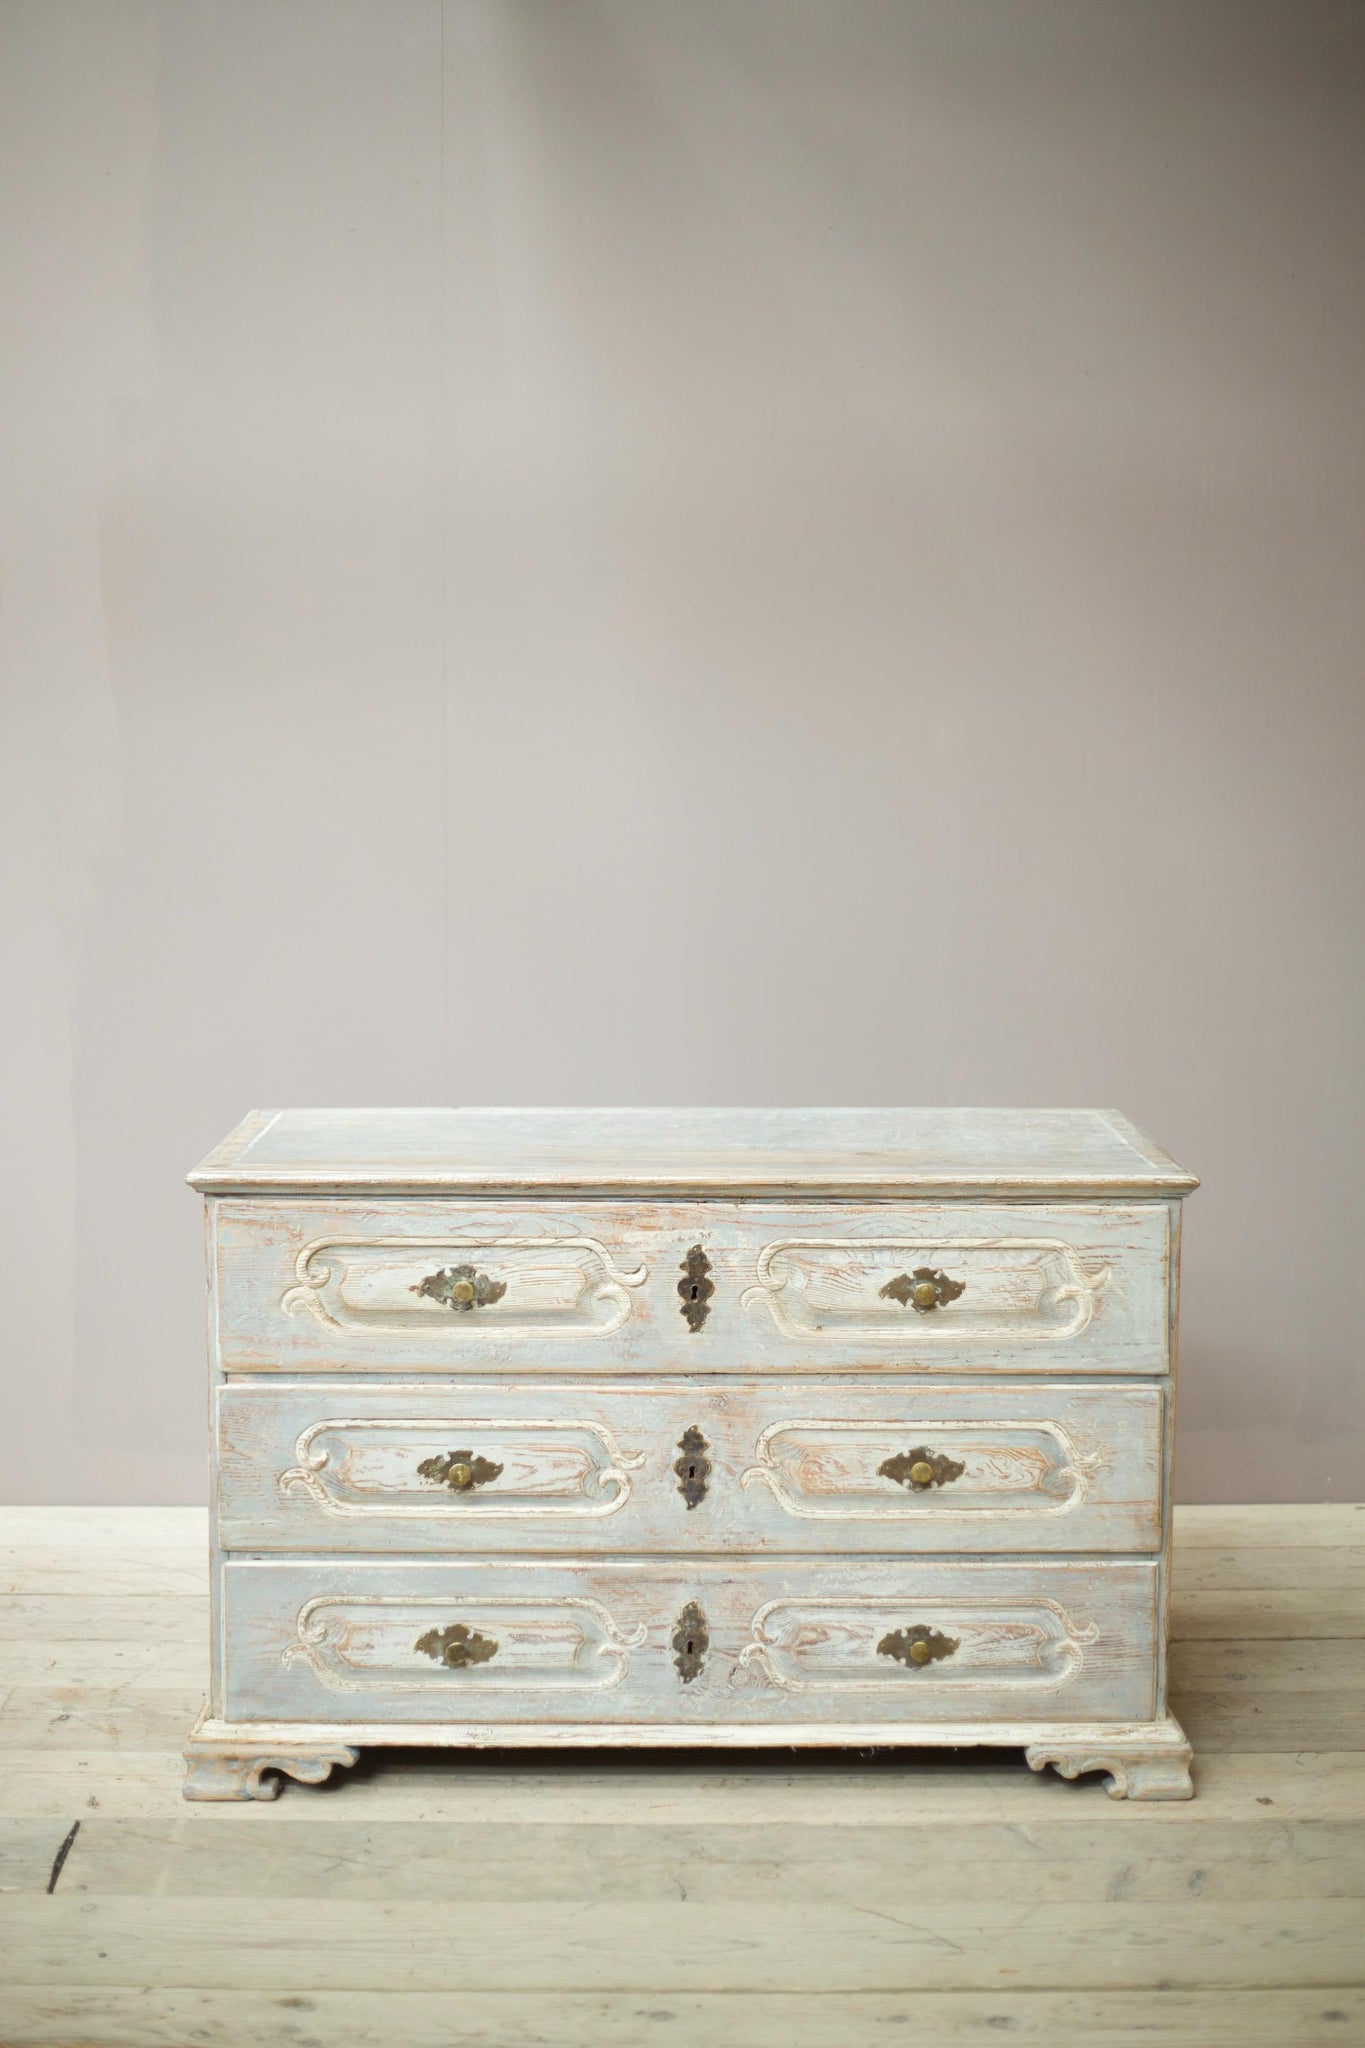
<box><xmin>414</xmin><ymin>1621</ymin><xmax>499</xmax><ymax>1669</ymax></box>
<box><xmin>416</xmin><ymin>1449</ymin><xmax>504</xmax><ymax>1493</ymax></box>
<box><xmin>879</xmin><ymin>1266</ymin><xmax>966</xmax><ymax>1313</ymax></box>
<box><xmin>878</xmin><ymin>1624</ymin><xmax>959</xmax><ymax>1669</ymax></box>
<box><xmin>878</xmin><ymin>1445</ymin><xmax>966</xmax><ymax>1492</ymax></box>
<box><xmin>412</xmin><ymin>1263</ymin><xmax>508</xmax><ymax>1313</ymax></box>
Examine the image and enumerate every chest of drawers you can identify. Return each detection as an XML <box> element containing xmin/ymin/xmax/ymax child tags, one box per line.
<box><xmin>183</xmin><ymin>1107</ymin><xmax>1197</xmax><ymax>1800</ymax></box>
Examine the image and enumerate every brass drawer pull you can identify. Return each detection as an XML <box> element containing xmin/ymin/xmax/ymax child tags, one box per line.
<box><xmin>673</xmin><ymin>1599</ymin><xmax>709</xmax><ymax>1683</ymax></box>
<box><xmin>675</xmin><ymin>1426</ymin><xmax>712</xmax><ymax>1509</ymax></box>
<box><xmin>878</xmin><ymin>1625</ymin><xmax>959</xmax><ymax>1668</ymax></box>
<box><xmin>417</xmin><ymin>1449</ymin><xmax>504</xmax><ymax>1493</ymax></box>
<box><xmin>879</xmin><ymin>1266</ymin><xmax>965</xmax><ymax>1313</ymax></box>
<box><xmin>412</xmin><ymin>1263</ymin><xmax>507</xmax><ymax>1312</ymax></box>
<box><xmin>879</xmin><ymin>1446</ymin><xmax>965</xmax><ymax>1491</ymax></box>
<box><xmin>415</xmin><ymin>1622</ymin><xmax>499</xmax><ymax>1668</ymax></box>
<box><xmin>679</xmin><ymin>1245</ymin><xmax>714</xmax><ymax>1332</ymax></box>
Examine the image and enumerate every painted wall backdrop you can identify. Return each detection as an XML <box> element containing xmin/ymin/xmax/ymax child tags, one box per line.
<box><xmin>1</xmin><ymin>0</ymin><xmax>1362</xmax><ymax>1504</ymax></box>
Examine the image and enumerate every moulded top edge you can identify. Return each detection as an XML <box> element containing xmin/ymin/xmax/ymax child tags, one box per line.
<box><xmin>186</xmin><ymin>1107</ymin><xmax>1198</xmax><ymax>1197</ymax></box>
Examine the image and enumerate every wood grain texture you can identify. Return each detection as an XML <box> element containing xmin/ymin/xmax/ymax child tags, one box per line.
<box><xmin>4</xmin><ymin>1893</ymin><xmax>1360</xmax><ymax>1992</ymax></box>
<box><xmin>1170</xmin><ymin>1589</ymin><xmax>1365</xmax><ymax>1638</ymax></box>
<box><xmin>212</xmin><ymin>1194</ymin><xmax>1173</xmax><ymax>1375</ymax></box>
<box><xmin>0</xmin><ymin>1988</ymin><xmax>1359</xmax><ymax>2048</ymax></box>
<box><xmin>188</xmin><ymin>1106</ymin><xmax>1198</xmax><ymax>1196</ymax></box>
<box><xmin>14</xmin><ymin>1812</ymin><xmax>1365</xmax><ymax>1903</ymax></box>
<box><xmin>1</xmin><ymin>1497</ymin><xmax>1363</xmax><ymax>2048</ymax></box>
<box><xmin>217</xmin><ymin>1376</ymin><xmax>1164</xmax><ymax>1555</ymax></box>
<box><xmin>1173</xmin><ymin>1503</ymin><xmax>1365</xmax><ymax>1548</ymax></box>
<box><xmin>0</xmin><ymin>1640</ymin><xmax>208</xmax><ymax>1687</ymax></box>
<box><xmin>4</xmin><ymin>1738</ymin><xmax>1364</xmax><ymax>1821</ymax></box>
<box><xmin>217</xmin><ymin>1556</ymin><xmax>1160</xmax><ymax>1726</ymax></box>
<box><xmin>7</xmin><ymin>1500</ymin><xmax>1347</xmax><ymax>1551</ymax></box>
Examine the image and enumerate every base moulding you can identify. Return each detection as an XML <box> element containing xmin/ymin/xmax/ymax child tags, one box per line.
<box><xmin>183</xmin><ymin>1707</ymin><xmax>1193</xmax><ymax>1802</ymax></box>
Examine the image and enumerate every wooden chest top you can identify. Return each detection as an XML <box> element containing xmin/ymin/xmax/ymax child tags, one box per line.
<box><xmin>189</xmin><ymin>1106</ymin><xmax>1196</xmax><ymax>1199</ymax></box>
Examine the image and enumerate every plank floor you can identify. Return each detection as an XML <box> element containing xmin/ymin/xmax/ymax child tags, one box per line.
<box><xmin>0</xmin><ymin>1504</ymin><xmax>1363</xmax><ymax>2047</ymax></box>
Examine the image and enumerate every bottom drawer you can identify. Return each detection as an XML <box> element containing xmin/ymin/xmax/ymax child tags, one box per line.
<box><xmin>220</xmin><ymin>1557</ymin><xmax>1158</xmax><ymax>1726</ymax></box>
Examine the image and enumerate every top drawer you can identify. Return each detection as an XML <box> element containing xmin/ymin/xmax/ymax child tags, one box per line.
<box><xmin>211</xmin><ymin>1197</ymin><xmax>1173</xmax><ymax>1376</ymax></box>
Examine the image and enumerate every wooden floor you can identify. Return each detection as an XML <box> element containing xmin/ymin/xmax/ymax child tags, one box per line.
<box><xmin>1</xmin><ymin>1506</ymin><xmax>1363</xmax><ymax>2048</ymax></box>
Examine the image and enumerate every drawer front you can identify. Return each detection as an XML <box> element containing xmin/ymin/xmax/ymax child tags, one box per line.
<box><xmin>220</xmin><ymin>1557</ymin><xmax>1158</xmax><ymax>1726</ymax></box>
<box><xmin>214</xmin><ymin>1197</ymin><xmax>1171</xmax><ymax>1375</ymax></box>
<box><xmin>218</xmin><ymin>1379</ymin><xmax>1164</xmax><ymax>1556</ymax></box>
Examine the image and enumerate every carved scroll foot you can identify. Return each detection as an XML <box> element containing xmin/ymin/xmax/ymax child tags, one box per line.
<box><xmin>1025</xmin><ymin>1719</ymin><xmax>1193</xmax><ymax>1801</ymax></box>
<box><xmin>183</xmin><ymin>1744</ymin><xmax>360</xmax><ymax>1802</ymax></box>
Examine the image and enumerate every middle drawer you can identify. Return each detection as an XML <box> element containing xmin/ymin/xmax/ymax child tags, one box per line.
<box><xmin>218</xmin><ymin>1379</ymin><xmax>1163</xmax><ymax>1556</ymax></box>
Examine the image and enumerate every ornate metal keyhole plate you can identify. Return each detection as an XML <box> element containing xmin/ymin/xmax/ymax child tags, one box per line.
<box><xmin>678</xmin><ymin>1245</ymin><xmax>714</xmax><ymax>1332</ymax></box>
<box><xmin>674</xmin><ymin>1425</ymin><xmax>711</xmax><ymax>1509</ymax></box>
<box><xmin>673</xmin><ymin>1599</ymin><xmax>709</xmax><ymax>1684</ymax></box>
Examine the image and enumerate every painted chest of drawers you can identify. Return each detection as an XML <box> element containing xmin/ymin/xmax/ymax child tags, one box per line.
<box><xmin>183</xmin><ymin>1107</ymin><xmax>1197</xmax><ymax>1800</ymax></box>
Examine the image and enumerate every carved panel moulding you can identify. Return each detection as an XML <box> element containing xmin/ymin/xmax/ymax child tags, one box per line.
<box><xmin>283</xmin><ymin>1594</ymin><xmax>647</xmax><ymax>1694</ymax></box>
<box><xmin>739</xmin><ymin>1238</ymin><xmax>1111</xmax><ymax>1342</ymax></box>
<box><xmin>280</xmin><ymin>1235</ymin><xmax>648</xmax><ymax>1337</ymax></box>
<box><xmin>739</xmin><ymin>1418</ymin><xmax>1104</xmax><ymax>1518</ymax></box>
<box><xmin>732</xmin><ymin>1596</ymin><xmax>1100</xmax><ymax>1694</ymax></box>
<box><xmin>277</xmin><ymin>1417</ymin><xmax>646</xmax><ymax>1519</ymax></box>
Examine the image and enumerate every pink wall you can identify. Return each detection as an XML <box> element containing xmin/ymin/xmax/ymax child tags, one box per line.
<box><xmin>2</xmin><ymin>0</ymin><xmax>1362</xmax><ymax>1501</ymax></box>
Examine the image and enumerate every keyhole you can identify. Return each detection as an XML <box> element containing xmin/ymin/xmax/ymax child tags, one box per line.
<box><xmin>685</xmin><ymin>1638</ymin><xmax>695</xmax><ymax>1656</ymax></box>
<box><xmin>689</xmin><ymin>1283</ymin><xmax>699</xmax><ymax>1300</ymax></box>
<box><xmin>687</xmin><ymin>1463</ymin><xmax>696</xmax><ymax>1480</ymax></box>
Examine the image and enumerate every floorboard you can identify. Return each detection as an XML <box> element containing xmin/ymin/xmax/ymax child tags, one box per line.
<box><xmin>1</xmin><ymin>1986</ymin><xmax>1361</xmax><ymax>2048</ymax></box>
<box><xmin>0</xmin><ymin>1503</ymin><xmax>1360</xmax><ymax>2047</ymax></box>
